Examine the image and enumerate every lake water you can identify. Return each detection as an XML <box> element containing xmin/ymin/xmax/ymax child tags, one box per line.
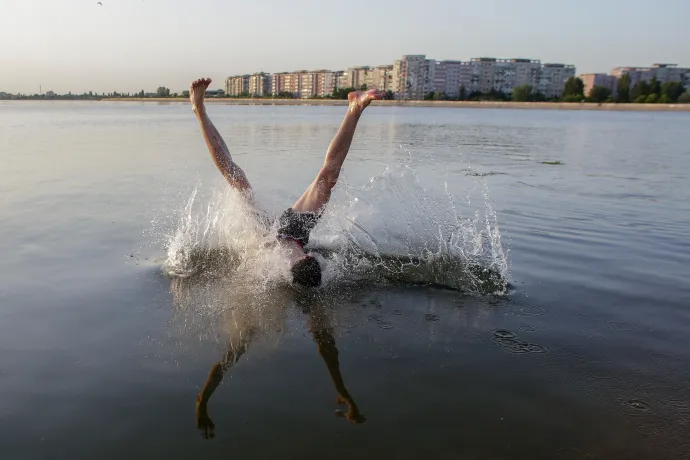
<box><xmin>1</xmin><ymin>101</ymin><xmax>689</xmax><ymax>459</ymax></box>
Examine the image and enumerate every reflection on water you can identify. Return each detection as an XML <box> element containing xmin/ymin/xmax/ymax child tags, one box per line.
<box><xmin>171</xmin><ymin>276</ymin><xmax>368</xmax><ymax>439</ymax></box>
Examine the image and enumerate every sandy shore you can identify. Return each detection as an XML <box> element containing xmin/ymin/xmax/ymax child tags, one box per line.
<box><xmin>98</xmin><ymin>98</ymin><xmax>690</xmax><ymax>111</ymax></box>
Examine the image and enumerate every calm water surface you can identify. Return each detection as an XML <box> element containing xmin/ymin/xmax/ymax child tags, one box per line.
<box><xmin>1</xmin><ymin>101</ymin><xmax>689</xmax><ymax>459</ymax></box>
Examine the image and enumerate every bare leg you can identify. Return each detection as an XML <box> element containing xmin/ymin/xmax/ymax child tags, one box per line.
<box><xmin>291</xmin><ymin>89</ymin><xmax>383</xmax><ymax>213</ymax></box>
<box><xmin>195</xmin><ymin>329</ymin><xmax>254</xmax><ymax>439</ymax></box>
<box><xmin>190</xmin><ymin>78</ymin><xmax>252</xmax><ymax>194</ymax></box>
<box><xmin>307</xmin><ymin>306</ymin><xmax>365</xmax><ymax>424</ymax></box>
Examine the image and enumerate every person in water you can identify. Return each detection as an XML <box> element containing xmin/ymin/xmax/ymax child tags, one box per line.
<box><xmin>190</xmin><ymin>78</ymin><xmax>383</xmax><ymax>287</ymax></box>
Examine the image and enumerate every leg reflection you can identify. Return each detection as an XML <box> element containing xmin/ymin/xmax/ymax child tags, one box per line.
<box><xmin>307</xmin><ymin>305</ymin><xmax>365</xmax><ymax>424</ymax></box>
<box><xmin>195</xmin><ymin>328</ymin><xmax>255</xmax><ymax>439</ymax></box>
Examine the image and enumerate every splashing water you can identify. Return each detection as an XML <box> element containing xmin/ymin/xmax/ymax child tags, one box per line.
<box><xmin>160</xmin><ymin>160</ymin><xmax>508</xmax><ymax>295</ymax></box>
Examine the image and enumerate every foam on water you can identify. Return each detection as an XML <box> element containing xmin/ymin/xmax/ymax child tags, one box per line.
<box><xmin>160</xmin><ymin>160</ymin><xmax>508</xmax><ymax>295</ymax></box>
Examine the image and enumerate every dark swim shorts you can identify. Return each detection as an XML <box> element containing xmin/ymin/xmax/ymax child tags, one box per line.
<box><xmin>276</xmin><ymin>208</ymin><xmax>321</xmax><ymax>247</ymax></box>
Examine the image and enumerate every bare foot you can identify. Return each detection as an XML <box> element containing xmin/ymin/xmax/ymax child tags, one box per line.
<box><xmin>348</xmin><ymin>89</ymin><xmax>384</xmax><ymax>114</ymax></box>
<box><xmin>190</xmin><ymin>78</ymin><xmax>212</xmax><ymax>112</ymax></box>
<box><xmin>195</xmin><ymin>394</ymin><xmax>216</xmax><ymax>439</ymax></box>
<box><xmin>335</xmin><ymin>407</ymin><xmax>367</xmax><ymax>424</ymax></box>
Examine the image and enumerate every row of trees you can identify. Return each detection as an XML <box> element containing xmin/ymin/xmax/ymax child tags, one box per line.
<box><xmin>0</xmin><ymin>88</ymin><xmax>175</xmax><ymax>100</ymax></box>
<box><xmin>562</xmin><ymin>76</ymin><xmax>689</xmax><ymax>104</ymax></box>
<box><xmin>421</xmin><ymin>77</ymin><xmax>690</xmax><ymax>104</ymax></box>
<box><xmin>215</xmin><ymin>85</ymin><xmax>395</xmax><ymax>100</ymax></box>
<box><xmin>5</xmin><ymin>79</ymin><xmax>689</xmax><ymax>103</ymax></box>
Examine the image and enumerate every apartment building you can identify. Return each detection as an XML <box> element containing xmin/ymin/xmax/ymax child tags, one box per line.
<box><xmin>492</xmin><ymin>58</ymin><xmax>542</xmax><ymax>94</ymax></box>
<box><xmin>270</xmin><ymin>73</ymin><xmax>287</xmax><ymax>95</ymax></box>
<box><xmin>610</xmin><ymin>64</ymin><xmax>690</xmax><ymax>87</ymax></box>
<box><xmin>579</xmin><ymin>73</ymin><xmax>617</xmax><ymax>97</ymax></box>
<box><xmin>371</xmin><ymin>65</ymin><xmax>394</xmax><ymax>91</ymax></box>
<box><xmin>539</xmin><ymin>63</ymin><xmax>576</xmax><ymax>98</ymax></box>
<box><xmin>225</xmin><ymin>75</ymin><xmax>249</xmax><ymax>96</ymax></box>
<box><xmin>299</xmin><ymin>71</ymin><xmax>316</xmax><ymax>98</ymax></box>
<box><xmin>431</xmin><ymin>60</ymin><xmax>471</xmax><ymax>98</ymax></box>
<box><xmin>343</xmin><ymin>67</ymin><xmax>370</xmax><ymax>89</ymax></box>
<box><xmin>393</xmin><ymin>55</ymin><xmax>434</xmax><ymax>99</ymax></box>
<box><xmin>467</xmin><ymin>58</ymin><xmax>498</xmax><ymax>94</ymax></box>
<box><xmin>226</xmin><ymin>53</ymin><xmax>581</xmax><ymax>100</ymax></box>
<box><xmin>313</xmin><ymin>70</ymin><xmax>342</xmax><ymax>97</ymax></box>
<box><xmin>428</xmin><ymin>57</ymin><xmax>575</xmax><ymax>98</ymax></box>
<box><xmin>248</xmin><ymin>72</ymin><xmax>271</xmax><ymax>97</ymax></box>
<box><xmin>283</xmin><ymin>72</ymin><xmax>301</xmax><ymax>97</ymax></box>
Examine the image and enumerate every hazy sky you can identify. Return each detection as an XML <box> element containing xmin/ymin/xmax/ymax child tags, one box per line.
<box><xmin>1</xmin><ymin>0</ymin><xmax>689</xmax><ymax>94</ymax></box>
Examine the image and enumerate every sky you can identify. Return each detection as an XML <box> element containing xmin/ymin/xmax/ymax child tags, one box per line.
<box><xmin>1</xmin><ymin>0</ymin><xmax>689</xmax><ymax>94</ymax></box>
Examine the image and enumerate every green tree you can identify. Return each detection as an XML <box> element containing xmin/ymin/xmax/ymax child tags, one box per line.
<box><xmin>563</xmin><ymin>77</ymin><xmax>585</xmax><ymax>100</ymax></box>
<box><xmin>646</xmin><ymin>93</ymin><xmax>658</xmax><ymax>103</ymax></box>
<box><xmin>458</xmin><ymin>85</ymin><xmax>467</xmax><ymax>101</ymax></box>
<box><xmin>648</xmin><ymin>77</ymin><xmax>661</xmax><ymax>97</ymax></box>
<box><xmin>616</xmin><ymin>74</ymin><xmax>631</xmax><ymax>103</ymax></box>
<box><xmin>156</xmin><ymin>86</ymin><xmax>171</xmax><ymax>97</ymax></box>
<box><xmin>512</xmin><ymin>84</ymin><xmax>535</xmax><ymax>102</ymax></box>
<box><xmin>678</xmin><ymin>90</ymin><xmax>690</xmax><ymax>103</ymax></box>
<box><xmin>467</xmin><ymin>91</ymin><xmax>483</xmax><ymax>101</ymax></box>
<box><xmin>432</xmin><ymin>91</ymin><xmax>446</xmax><ymax>100</ymax></box>
<box><xmin>661</xmin><ymin>81</ymin><xmax>685</xmax><ymax>103</ymax></box>
<box><xmin>631</xmin><ymin>81</ymin><xmax>650</xmax><ymax>101</ymax></box>
<box><xmin>587</xmin><ymin>85</ymin><xmax>612</xmax><ymax>103</ymax></box>
<box><xmin>331</xmin><ymin>87</ymin><xmax>355</xmax><ymax>99</ymax></box>
<box><xmin>562</xmin><ymin>94</ymin><xmax>582</xmax><ymax>102</ymax></box>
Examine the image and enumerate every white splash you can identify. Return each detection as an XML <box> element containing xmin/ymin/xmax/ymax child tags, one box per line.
<box><xmin>160</xmin><ymin>161</ymin><xmax>508</xmax><ymax>295</ymax></box>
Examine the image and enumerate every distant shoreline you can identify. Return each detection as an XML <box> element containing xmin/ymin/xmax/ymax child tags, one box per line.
<box><xmin>8</xmin><ymin>98</ymin><xmax>690</xmax><ymax>111</ymax></box>
<box><xmin>104</xmin><ymin>99</ymin><xmax>690</xmax><ymax>111</ymax></box>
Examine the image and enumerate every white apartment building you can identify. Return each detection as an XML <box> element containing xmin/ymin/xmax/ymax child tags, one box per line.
<box><xmin>342</xmin><ymin>65</ymin><xmax>393</xmax><ymax>90</ymax></box>
<box><xmin>372</xmin><ymin>65</ymin><xmax>394</xmax><ymax>91</ymax></box>
<box><xmin>271</xmin><ymin>73</ymin><xmax>287</xmax><ymax>95</ymax></box>
<box><xmin>337</xmin><ymin>72</ymin><xmax>349</xmax><ymax>90</ymax></box>
<box><xmin>313</xmin><ymin>70</ymin><xmax>342</xmax><ymax>97</ymax></box>
<box><xmin>610</xmin><ymin>64</ymin><xmax>690</xmax><ymax>88</ymax></box>
<box><xmin>539</xmin><ymin>63</ymin><xmax>576</xmax><ymax>98</ymax></box>
<box><xmin>393</xmin><ymin>55</ymin><xmax>434</xmax><ymax>100</ymax></box>
<box><xmin>299</xmin><ymin>71</ymin><xmax>316</xmax><ymax>98</ymax></box>
<box><xmin>343</xmin><ymin>67</ymin><xmax>371</xmax><ymax>89</ymax></box>
<box><xmin>225</xmin><ymin>75</ymin><xmax>249</xmax><ymax>96</ymax></box>
<box><xmin>484</xmin><ymin>58</ymin><xmax>542</xmax><ymax>94</ymax></box>
<box><xmin>468</xmin><ymin>58</ymin><xmax>499</xmax><ymax>94</ymax></box>
<box><xmin>248</xmin><ymin>72</ymin><xmax>271</xmax><ymax>97</ymax></box>
<box><xmin>283</xmin><ymin>72</ymin><xmax>301</xmax><ymax>97</ymax></box>
<box><xmin>432</xmin><ymin>60</ymin><xmax>472</xmax><ymax>98</ymax></box>
<box><xmin>389</xmin><ymin>55</ymin><xmax>575</xmax><ymax>99</ymax></box>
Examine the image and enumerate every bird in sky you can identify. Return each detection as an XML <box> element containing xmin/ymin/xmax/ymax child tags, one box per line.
<box><xmin>97</xmin><ymin>2</ymin><xmax>102</xmax><ymax>5</ymax></box>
